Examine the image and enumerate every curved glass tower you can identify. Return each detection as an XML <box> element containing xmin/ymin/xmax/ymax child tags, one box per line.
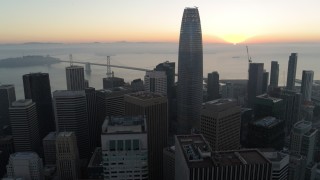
<box><xmin>177</xmin><ymin>7</ymin><xmax>203</xmax><ymax>134</ymax></box>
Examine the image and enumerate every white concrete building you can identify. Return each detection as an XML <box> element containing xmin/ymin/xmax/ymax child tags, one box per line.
<box><xmin>144</xmin><ymin>70</ymin><xmax>167</xmax><ymax>95</ymax></box>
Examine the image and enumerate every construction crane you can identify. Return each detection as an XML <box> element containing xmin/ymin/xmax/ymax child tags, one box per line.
<box><xmin>246</xmin><ymin>45</ymin><xmax>252</xmax><ymax>63</ymax></box>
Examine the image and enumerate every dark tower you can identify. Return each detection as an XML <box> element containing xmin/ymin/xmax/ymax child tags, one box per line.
<box><xmin>270</xmin><ymin>61</ymin><xmax>279</xmax><ymax>88</ymax></box>
<box><xmin>286</xmin><ymin>53</ymin><xmax>298</xmax><ymax>91</ymax></box>
<box><xmin>207</xmin><ymin>71</ymin><xmax>220</xmax><ymax>101</ymax></box>
<box><xmin>247</xmin><ymin>63</ymin><xmax>264</xmax><ymax>107</ymax></box>
<box><xmin>177</xmin><ymin>7</ymin><xmax>203</xmax><ymax>134</ymax></box>
<box><xmin>23</xmin><ymin>73</ymin><xmax>55</xmax><ymax>139</ymax></box>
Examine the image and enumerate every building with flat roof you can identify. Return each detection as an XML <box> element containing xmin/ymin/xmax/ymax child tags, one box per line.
<box><xmin>175</xmin><ymin>134</ymin><xmax>272</xmax><ymax>180</ymax></box>
<box><xmin>0</xmin><ymin>84</ymin><xmax>16</xmax><ymax>134</ymax></box>
<box><xmin>262</xmin><ymin>151</ymin><xmax>289</xmax><ymax>180</ymax></box>
<box><xmin>248</xmin><ymin>116</ymin><xmax>285</xmax><ymax>150</ymax></box>
<box><xmin>124</xmin><ymin>92</ymin><xmax>167</xmax><ymax>180</ymax></box>
<box><xmin>286</xmin><ymin>53</ymin><xmax>298</xmax><ymax>91</ymax></box>
<box><xmin>101</xmin><ymin>116</ymin><xmax>148</xmax><ymax>180</ymax></box>
<box><xmin>270</xmin><ymin>61</ymin><xmax>279</xmax><ymax>88</ymax></box>
<box><xmin>200</xmin><ymin>99</ymin><xmax>241</xmax><ymax>151</ymax></box>
<box><xmin>254</xmin><ymin>93</ymin><xmax>284</xmax><ymax>119</ymax></box>
<box><xmin>248</xmin><ymin>63</ymin><xmax>264</xmax><ymax>107</ymax></box>
<box><xmin>144</xmin><ymin>70</ymin><xmax>167</xmax><ymax>95</ymax></box>
<box><xmin>9</xmin><ymin>99</ymin><xmax>41</xmax><ymax>154</ymax></box>
<box><xmin>6</xmin><ymin>152</ymin><xmax>44</xmax><ymax>180</ymax></box>
<box><xmin>53</xmin><ymin>90</ymin><xmax>90</xmax><ymax>159</ymax></box>
<box><xmin>290</xmin><ymin>121</ymin><xmax>318</xmax><ymax>165</ymax></box>
<box><xmin>207</xmin><ymin>71</ymin><xmax>220</xmax><ymax>101</ymax></box>
<box><xmin>42</xmin><ymin>132</ymin><xmax>57</xmax><ymax>166</ymax></box>
<box><xmin>66</xmin><ymin>65</ymin><xmax>85</xmax><ymax>91</ymax></box>
<box><xmin>103</xmin><ymin>77</ymin><xmax>125</xmax><ymax>89</ymax></box>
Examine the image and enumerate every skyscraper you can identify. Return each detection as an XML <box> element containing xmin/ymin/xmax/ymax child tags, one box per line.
<box><xmin>0</xmin><ymin>84</ymin><xmax>16</xmax><ymax>133</ymax></box>
<box><xmin>200</xmin><ymin>99</ymin><xmax>241</xmax><ymax>151</ymax></box>
<box><xmin>52</xmin><ymin>90</ymin><xmax>90</xmax><ymax>159</ymax></box>
<box><xmin>6</xmin><ymin>152</ymin><xmax>44</xmax><ymax>180</ymax></box>
<box><xmin>270</xmin><ymin>61</ymin><xmax>279</xmax><ymax>88</ymax></box>
<box><xmin>66</xmin><ymin>65</ymin><xmax>85</xmax><ymax>91</ymax></box>
<box><xmin>23</xmin><ymin>73</ymin><xmax>55</xmax><ymax>139</ymax></box>
<box><xmin>124</xmin><ymin>92</ymin><xmax>167</xmax><ymax>180</ymax></box>
<box><xmin>85</xmin><ymin>87</ymin><xmax>99</xmax><ymax>152</ymax></box>
<box><xmin>286</xmin><ymin>53</ymin><xmax>298</xmax><ymax>91</ymax></box>
<box><xmin>56</xmin><ymin>132</ymin><xmax>80</xmax><ymax>180</ymax></box>
<box><xmin>301</xmin><ymin>70</ymin><xmax>314</xmax><ymax>102</ymax></box>
<box><xmin>207</xmin><ymin>71</ymin><xmax>220</xmax><ymax>101</ymax></box>
<box><xmin>247</xmin><ymin>63</ymin><xmax>264</xmax><ymax>107</ymax></box>
<box><xmin>9</xmin><ymin>99</ymin><xmax>41</xmax><ymax>153</ymax></box>
<box><xmin>177</xmin><ymin>7</ymin><xmax>203</xmax><ymax>134</ymax></box>
<box><xmin>43</xmin><ymin>132</ymin><xmax>57</xmax><ymax>166</ymax></box>
<box><xmin>155</xmin><ymin>61</ymin><xmax>175</xmax><ymax>98</ymax></box>
<box><xmin>101</xmin><ymin>116</ymin><xmax>148</xmax><ymax>180</ymax></box>
<box><xmin>262</xmin><ymin>70</ymin><xmax>269</xmax><ymax>93</ymax></box>
<box><xmin>144</xmin><ymin>70</ymin><xmax>167</xmax><ymax>95</ymax></box>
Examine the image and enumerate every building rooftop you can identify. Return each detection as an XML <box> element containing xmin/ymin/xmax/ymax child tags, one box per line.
<box><xmin>0</xmin><ymin>84</ymin><xmax>15</xmax><ymax>89</ymax></box>
<box><xmin>11</xmin><ymin>99</ymin><xmax>33</xmax><ymax>107</ymax></box>
<box><xmin>97</xmin><ymin>86</ymin><xmax>129</xmax><ymax>94</ymax></box>
<box><xmin>252</xmin><ymin>116</ymin><xmax>282</xmax><ymax>128</ymax></box>
<box><xmin>57</xmin><ymin>132</ymin><xmax>74</xmax><ymax>137</ymax></box>
<box><xmin>202</xmin><ymin>98</ymin><xmax>238</xmax><ymax>112</ymax></box>
<box><xmin>102</xmin><ymin>116</ymin><xmax>147</xmax><ymax>134</ymax></box>
<box><xmin>176</xmin><ymin>135</ymin><xmax>270</xmax><ymax>168</ymax></box>
<box><xmin>43</xmin><ymin>132</ymin><xmax>57</xmax><ymax>141</ymax></box>
<box><xmin>66</xmin><ymin>65</ymin><xmax>83</xmax><ymax>69</ymax></box>
<box><xmin>256</xmin><ymin>94</ymin><xmax>283</xmax><ymax>103</ymax></box>
<box><xmin>11</xmin><ymin>152</ymin><xmax>40</xmax><ymax>160</ymax></box>
<box><xmin>125</xmin><ymin>91</ymin><xmax>164</xmax><ymax>100</ymax></box>
<box><xmin>53</xmin><ymin>90</ymin><xmax>85</xmax><ymax>97</ymax></box>
<box><xmin>293</xmin><ymin>121</ymin><xmax>312</xmax><ymax>134</ymax></box>
<box><xmin>262</xmin><ymin>151</ymin><xmax>289</xmax><ymax>162</ymax></box>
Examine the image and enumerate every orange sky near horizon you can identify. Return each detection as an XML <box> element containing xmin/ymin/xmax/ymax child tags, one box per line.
<box><xmin>1</xmin><ymin>1</ymin><xmax>320</xmax><ymax>44</ymax></box>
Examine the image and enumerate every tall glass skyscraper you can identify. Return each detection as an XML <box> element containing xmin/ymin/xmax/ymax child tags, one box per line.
<box><xmin>177</xmin><ymin>7</ymin><xmax>203</xmax><ymax>134</ymax></box>
<box><xmin>286</xmin><ymin>53</ymin><xmax>298</xmax><ymax>90</ymax></box>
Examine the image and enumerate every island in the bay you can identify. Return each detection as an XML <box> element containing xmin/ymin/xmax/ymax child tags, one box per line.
<box><xmin>0</xmin><ymin>55</ymin><xmax>60</xmax><ymax>68</ymax></box>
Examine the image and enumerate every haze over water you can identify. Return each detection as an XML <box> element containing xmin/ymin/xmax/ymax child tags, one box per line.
<box><xmin>0</xmin><ymin>42</ymin><xmax>319</xmax><ymax>99</ymax></box>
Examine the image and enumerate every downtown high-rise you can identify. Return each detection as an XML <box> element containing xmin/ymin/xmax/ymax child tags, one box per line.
<box><xmin>286</xmin><ymin>53</ymin><xmax>298</xmax><ymax>91</ymax></box>
<box><xmin>177</xmin><ymin>7</ymin><xmax>203</xmax><ymax>134</ymax></box>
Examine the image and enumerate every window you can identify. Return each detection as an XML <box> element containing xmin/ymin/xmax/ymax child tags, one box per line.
<box><xmin>125</xmin><ymin>140</ymin><xmax>131</xmax><ymax>150</ymax></box>
<box><xmin>117</xmin><ymin>140</ymin><xmax>124</xmax><ymax>151</ymax></box>
<box><xmin>133</xmin><ymin>140</ymin><xmax>139</xmax><ymax>150</ymax></box>
<box><xmin>109</xmin><ymin>140</ymin><xmax>116</xmax><ymax>151</ymax></box>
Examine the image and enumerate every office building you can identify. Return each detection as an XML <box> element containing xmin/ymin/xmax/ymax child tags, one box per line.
<box><xmin>288</xmin><ymin>154</ymin><xmax>307</xmax><ymax>180</ymax></box>
<box><xmin>262</xmin><ymin>70</ymin><xmax>269</xmax><ymax>93</ymax></box>
<box><xmin>270</xmin><ymin>61</ymin><xmax>279</xmax><ymax>88</ymax></box>
<box><xmin>87</xmin><ymin>147</ymin><xmax>103</xmax><ymax>180</ymax></box>
<box><xmin>286</xmin><ymin>53</ymin><xmax>298</xmax><ymax>91</ymax></box>
<box><xmin>85</xmin><ymin>87</ymin><xmax>99</xmax><ymax>151</ymax></box>
<box><xmin>254</xmin><ymin>93</ymin><xmax>284</xmax><ymax>119</ymax></box>
<box><xmin>247</xmin><ymin>63</ymin><xmax>264</xmax><ymax>107</ymax></box>
<box><xmin>280</xmin><ymin>89</ymin><xmax>301</xmax><ymax>134</ymax></box>
<box><xmin>177</xmin><ymin>7</ymin><xmax>203</xmax><ymax>134</ymax></box>
<box><xmin>101</xmin><ymin>116</ymin><xmax>148</xmax><ymax>180</ymax></box>
<box><xmin>240</xmin><ymin>108</ymin><xmax>254</xmax><ymax>146</ymax></box>
<box><xmin>9</xmin><ymin>99</ymin><xmax>41</xmax><ymax>153</ymax></box>
<box><xmin>103</xmin><ymin>77</ymin><xmax>125</xmax><ymax>89</ymax></box>
<box><xmin>131</xmin><ymin>79</ymin><xmax>144</xmax><ymax>92</ymax></box>
<box><xmin>6</xmin><ymin>152</ymin><xmax>44</xmax><ymax>180</ymax></box>
<box><xmin>301</xmin><ymin>70</ymin><xmax>314</xmax><ymax>102</ymax></box>
<box><xmin>0</xmin><ymin>151</ymin><xmax>8</xmax><ymax>178</ymax></box>
<box><xmin>66</xmin><ymin>65</ymin><xmax>85</xmax><ymax>91</ymax></box>
<box><xmin>0</xmin><ymin>85</ymin><xmax>16</xmax><ymax>133</ymax></box>
<box><xmin>124</xmin><ymin>92</ymin><xmax>167</xmax><ymax>180</ymax></box>
<box><xmin>262</xmin><ymin>151</ymin><xmax>289</xmax><ymax>180</ymax></box>
<box><xmin>207</xmin><ymin>71</ymin><xmax>220</xmax><ymax>101</ymax></box>
<box><xmin>52</xmin><ymin>90</ymin><xmax>90</xmax><ymax>159</ymax></box>
<box><xmin>56</xmin><ymin>132</ymin><xmax>80</xmax><ymax>180</ymax></box>
<box><xmin>163</xmin><ymin>146</ymin><xmax>175</xmax><ymax>180</ymax></box>
<box><xmin>248</xmin><ymin>116</ymin><xmax>285</xmax><ymax>150</ymax></box>
<box><xmin>155</xmin><ymin>61</ymin><xmax>175</xmax><ymax>98</ymax></box>
<box><xmin>221</xmin><ymin>82</ymin><xmax>234</xmax><ymax>98</ymax></box>
<box><xmin>175</xmin><ymin>134</ymin><xmax>272</xmax><ymax>180</ymax></box>
<box><xmin>290</xmin><ymin>121</ymin><xmax>318</xmax><ymax>164</ymax></box>
<box><xmin>42</xmin><ymin>132</ymin><xmax>57</xmax><ymax>166</ymax></box>
<box><xmin>144</xmin><ymin>70</ymin><xmax>167</xmax><ymax>95</ymax></box>
<box><xmin>200</xmin><ymin>99</ymin><xmax>241</xmax><ymax>151</ymax></box>
<box><xmin>23</xmin><ymin>73</ymin><xmax>55</xmax><ymax>139</ymax></box>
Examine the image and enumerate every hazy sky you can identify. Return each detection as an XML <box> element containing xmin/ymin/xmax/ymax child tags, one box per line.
<box><xmin>1</xmin><ymin>0</ymin><xmax>320</xmax><ymax>44</ymax></box>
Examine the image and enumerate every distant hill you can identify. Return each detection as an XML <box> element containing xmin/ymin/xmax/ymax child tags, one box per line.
<box><xmin>0</xmin><ymin>55</ymin><xmax>60</xmax><ymax>67</ymax></box>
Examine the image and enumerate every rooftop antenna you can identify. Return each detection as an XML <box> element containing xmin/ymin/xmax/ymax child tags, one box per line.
<box><xmin>69</xmin><ymin>54</ymin><xmax>73</xmax><ymax>66</ymax></box>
